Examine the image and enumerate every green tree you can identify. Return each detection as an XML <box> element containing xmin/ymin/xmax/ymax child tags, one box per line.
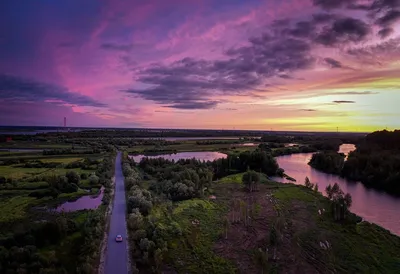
<box><xmin>66</xmin><ymin>171</ymin><xmax>80</xmax><ymax>185</ymax></box>
<box><xmin>242</xmin><ymin>170</ymin><xmax>260</xmax><ymax>192</ymax></box>
<box><xmin>304</xmin><ymin>177</ymin><xmax>314</xmax><ymax>189</ymax></box>
<box><xmin>326</xmin><ymin>183</ymin><xmax>353</xmax><ymax>221</ymax></box>
<box><xmin>88</xmin><ymin>174</ymin><xmax>99</xmax><ymax>185</ymax></box>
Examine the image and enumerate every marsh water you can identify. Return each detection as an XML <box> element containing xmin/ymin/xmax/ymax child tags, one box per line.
<box><xmin>129</xmin><ymin>151</ymin><xmax>227</xmax><ymax>163</ymax></box>
<box><xmin>272</xmin><ymin>144</ymin><xmax>400</xmax><ymax>236</ymax></box>
<box><xmin>54</xmin><ymin>187</ymin><xmax>104</xmax><ymax>212</ymax></box>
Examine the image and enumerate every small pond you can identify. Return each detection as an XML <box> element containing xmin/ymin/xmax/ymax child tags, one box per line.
<box><xmin>284</xmin><ymin>143</ymin><xmax>299</xmax><ymax>147</ymax></box>
<box><xmin>238</xmin><ymin>143</ymin><xmax>258</xmax><ymax>147</ymax></box>
<box><xmin>129</xmin><ymin>151</ymin><xmax>227</xmax><ymax>163</ymax></box>
<box><xmin>133</xmin><ymin>136</ymin><xmax>261</xmax><ymax>141</ymax></box>
<box><xmin>54</xmin><ymin>187</ymin><xmax>104</xmax><ymax>212</ymax></box>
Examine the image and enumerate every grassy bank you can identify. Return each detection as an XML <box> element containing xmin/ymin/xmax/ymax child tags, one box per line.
<box><xmin>213</xmin><ymin>178</ymin><xmax>400</xmax><ymax>273</ymax></box>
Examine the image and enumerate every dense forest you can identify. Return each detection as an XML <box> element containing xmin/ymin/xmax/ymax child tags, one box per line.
<box><xmin>342</xmin><ymin>130</ymin><xmax>400</xmax><ymax>195</ymax></box>
<box><xmin>308</xmin><ymin>130</ymin><xmax>400</xmax><ymax>196</ymax></box>
<box><xmin>309</xmin><ymin>152</ymin><xmax>345</xmax><ymax>174</ymax></box>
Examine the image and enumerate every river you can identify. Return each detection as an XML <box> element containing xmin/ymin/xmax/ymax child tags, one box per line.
<box><xmin>272</xmin><ymin>144</ymin><xmax>400</xmax><ymax>236</ymax></box>
<box><xmin>129</xmin><ymin>151</ymin><xmax>227</xmax><ymax>162</ymax></box>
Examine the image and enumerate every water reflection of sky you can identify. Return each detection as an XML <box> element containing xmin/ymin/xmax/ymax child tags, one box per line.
<box><xmin>272</xmin><ymin>144</ymin><xmax>400</xmax><ymax>236</ymax></box>
<box><xmin>129</xmin><ymin>151</ymin><xmax>227</xmax><ymax>163</ymax></box>
<box><xmin>55</xmin><ymin>187</ymin><xmax>104</xmax><ymax>212</ymax></box>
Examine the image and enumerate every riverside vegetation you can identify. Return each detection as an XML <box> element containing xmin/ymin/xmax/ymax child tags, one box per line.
<box><xmin>122</xmin><ymin>150</ymin><xmax>400</xmax><ymax>273</ymax></box>
<box><xmin>308</xmin><ymin>130</ymin><xmax>400</xmax><ymax>196</ymax></box>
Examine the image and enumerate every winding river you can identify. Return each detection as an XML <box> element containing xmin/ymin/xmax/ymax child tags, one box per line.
<box><xmin>273</xmin><ymin>144</ymin><xmax>400</xmax><ymax>236</ymax></box>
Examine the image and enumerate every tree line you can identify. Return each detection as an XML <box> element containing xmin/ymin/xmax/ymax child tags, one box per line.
<box><xmin>308</xmin><ymin>130</ymin><xmax>400</xmax><ymax>196</ymax></box>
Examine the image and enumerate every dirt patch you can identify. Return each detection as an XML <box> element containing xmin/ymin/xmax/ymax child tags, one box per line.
<box><xmin>213</xmin><ymin>183</ymin><xmax>320</xmax><ymax>274</ymax></box>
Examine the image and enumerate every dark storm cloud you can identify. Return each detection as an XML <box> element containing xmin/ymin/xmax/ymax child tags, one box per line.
<box><xmin>312</xmin><ymin>13</ymin><xmax>338</xmax><ymax>23</ymax></box>
<box><xmin>286</xmin><ymin>21</ymin><xmax>315</xmax><ymax>38</ymax></box>
<box><xmin>314</xmin><ymin>0</ymin><xmax>400</xmax><ymax>28</ymax></box>
<box><xmin>324</xmin><ymin>58</ymin><xmax>343</xmax><ymax>68</ymax></box>
<box><xmin>0</xmin><ymin>74</ymin><xmax>106</xmax><ymax>107</ymax></box>
<box><xmin>124</xmin><ymin>34</ymin><xmax>315</xmax><ymax>109</ymax></box>
<box><xmin>166</xmin><ymin>101</ymin><xmax>219</xmax><ymax>109</ymax></box>
<box><xmin>370</xmin><ymin>0</ymin><xmax>400</xmax><ymax>11</ymax></box>
<box><xmin>378</xmin><ymin>27</ymin><xmax>394</xmax><ymax>38</ymax></box>
<box><xmin>375</xmin><ymin>10</ymin><xmax>400</xmax><ymax>26</ymax></box>
<box><xmin>346</xmin><ymin>37</ymin><xmax>400</xmax><ymax>65</ymax></box>
<box><xmin>122</xmin><ymin>0</ymin><xmax>395</xmax><ymax>110</ymax></box>
<box><xmin>333</xmin><ymin>100</ymin><xmax>356</xmax><ymax>104</ymax></box>
<box><xmin>313</xmin><ymin>0</ymin><xmax>350</xmax><ymax>9</ymax></box>
<box><xmin>315</xmin><ymin>17</ymin><xmax>371</xmax><ymax>46</ymax></box>
<box><xmin>278</xmin><ymin>74</ymin><xmax>293</xmax><ymax>79</ymax></box>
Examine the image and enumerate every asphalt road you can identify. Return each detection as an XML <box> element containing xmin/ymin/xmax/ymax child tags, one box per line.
<box><xmin>104</xmin><ymin>151</ymin><xmax>129</xmax><ymax>274</ymax></box>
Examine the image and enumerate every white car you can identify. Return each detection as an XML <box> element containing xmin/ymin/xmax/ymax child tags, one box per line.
<box><xmin>115</xmin><ymin>234</ymin><xmax>123</xmax><ymax>242</ymax></box>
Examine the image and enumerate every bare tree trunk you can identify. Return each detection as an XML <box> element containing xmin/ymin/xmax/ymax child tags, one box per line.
<box><xmin>238</xmin><ymin>202</ymin><xmax>241</xmax><ymax>222</ymax></box>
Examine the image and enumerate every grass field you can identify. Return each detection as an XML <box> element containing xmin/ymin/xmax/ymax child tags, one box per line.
<box><xmin>149</xmin><ymin>199</ymin><xmax>237</xmax><ymax>274</ymax></box>
<box><xmin>40</xmin><ymin>157</ymin><xmax>84</xmax><ymax>163</ymax></box>
<box><xmin>209</xmin><ymin>177</ymin><xmax>400</xmax><ymax>273</ymax></box>
<box><xmin>217</xmin><ymin>172</ymin><xmax>270</xmax><ymax>184</ymax></box>
<box><xmin>0</xmin><ymin>195</ymin><xmax>38</xmax><ymax>222</ymax></box>
<box><xmin>0</xmin><ymin>142</ymin><xmax>86</xmax><ymax>149</ymax></box>
<box><xmin>0</xmin><ymin>165</ymin><xmax>92</xmax><ymax>180</ymax></box>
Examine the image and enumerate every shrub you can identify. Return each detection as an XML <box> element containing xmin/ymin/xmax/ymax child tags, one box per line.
<box><xmin>80</xmin><ymin>173</ymin><xmax>88</xmax><ymax>180</ymax></box>
<box><xmin>89</xmin><ymin>174</ymin><xmax>100</xmax><ymax>185</ymax></box>
<box><xmin>66</xmin><ymin>171</ymin><xmax>80</xmax><ymax>185</ymax></box>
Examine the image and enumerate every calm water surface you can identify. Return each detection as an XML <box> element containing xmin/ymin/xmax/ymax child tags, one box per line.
<box><xmin>129</xmin><ymin>151</ymin><xmax>227</xmax><ymax>162</ymax></box>
<box><xmin>239</xmin><ymin>143</ymin><xmax>258</xmax><ymax>147</ymax></box>
<box><xmin>273</xmin><ymin>144</ymin><xmax>400</xmax><ymax>236</ymax></box>
<box><xmin>136</xmin><ymin>137</ymin><xmax>259</xmax><ymax>141</ymax></box>
<box><xmin>55</xmin><ymin>187</ymin><xmax>104</xmax><ymax>212</ymax></box>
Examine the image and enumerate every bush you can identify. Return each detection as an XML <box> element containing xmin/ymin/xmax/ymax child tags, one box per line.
<box><xmin>66</xmin><ymin>171</ymin><xmax>80</xmax><ymax>185</ymax></box>
<box><xmin>80</xmin><ymin>173</ymin><xmax>88</xmax><ymax>180</ymax></box>
<box><xmin>89</xmin><ymin>174</ymin><xmax>100</xmax><ymax>185</ymax></box>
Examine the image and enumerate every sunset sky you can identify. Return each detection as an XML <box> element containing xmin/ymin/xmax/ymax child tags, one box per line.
<box><xmin>0</xmin><ymin>0</ymin><xmax>399</xmax><ymax>132</ymax></box>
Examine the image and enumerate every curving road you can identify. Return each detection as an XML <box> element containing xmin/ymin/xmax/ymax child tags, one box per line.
<box><xmin>104</xmin><ymin>151</ymin><xmax>129</xmax><ymax>274</ymax></box>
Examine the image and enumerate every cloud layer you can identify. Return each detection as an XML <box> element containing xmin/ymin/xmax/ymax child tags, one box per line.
<box><xmin>0</xmin><ymin>0</ymin><xmax>399</xmax><ymax>131</ymax></box>
<box><xmin>0</xmin><ymin>74</ymin><xmax>105</xmax><ymax>107</ymax></box>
